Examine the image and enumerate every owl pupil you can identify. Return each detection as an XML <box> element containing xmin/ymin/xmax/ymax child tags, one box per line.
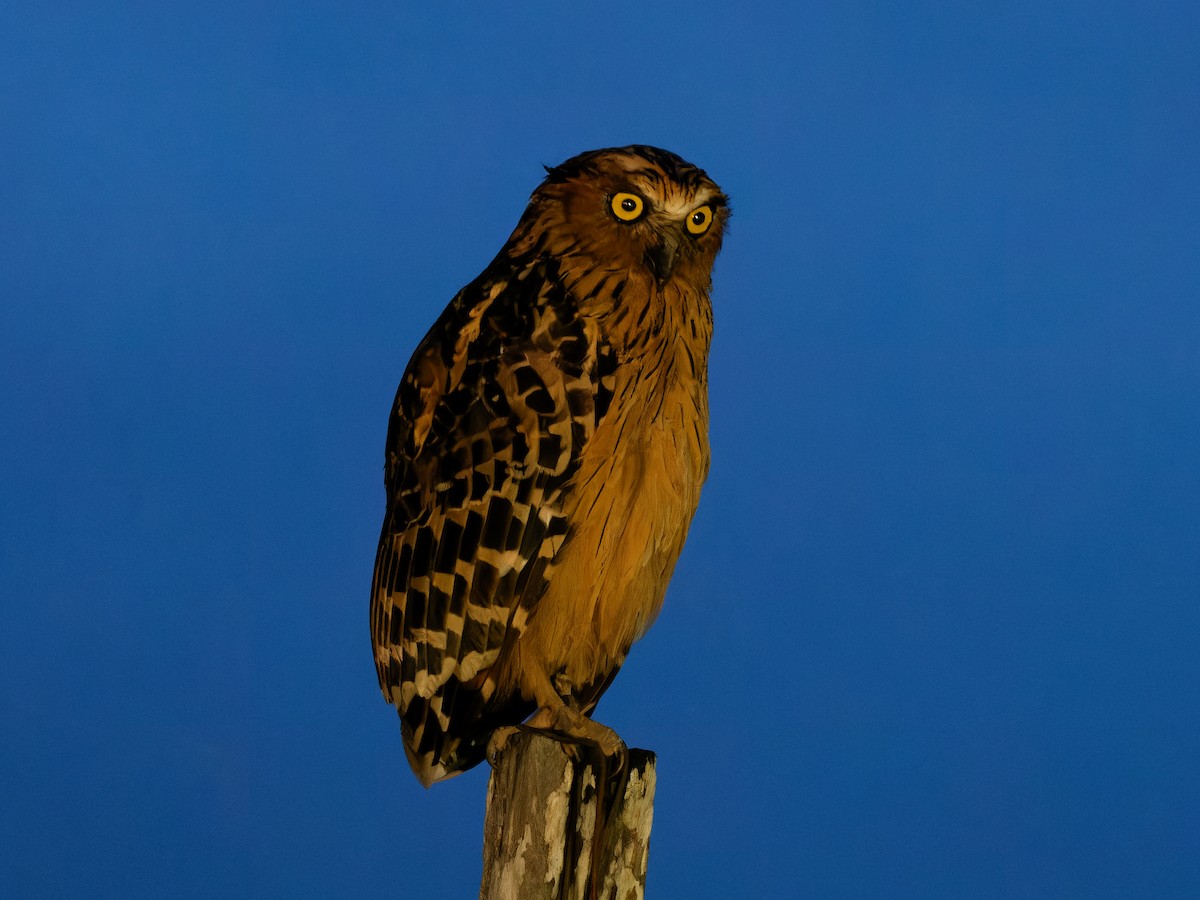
<box><xmin>693</xmin><ymin>211</ymin><xmax>705</xmax><ymax>224</ymax></box>
<box><xmin>622</xmin><ymin>198</ymin><xmax>636</xmax><ymax>212</ymax></box>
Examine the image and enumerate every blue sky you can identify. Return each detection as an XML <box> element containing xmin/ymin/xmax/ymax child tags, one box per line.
<box><xmin>2</xmin><ymin>2</ymin><xmax>1198</xmax><ymax>897</ymax></box>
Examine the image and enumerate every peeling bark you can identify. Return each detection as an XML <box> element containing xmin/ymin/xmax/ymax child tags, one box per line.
<box><xmin>480</xmin><ymin>728</ymin><xmax>655</xmax><ymax>900</ymax></box>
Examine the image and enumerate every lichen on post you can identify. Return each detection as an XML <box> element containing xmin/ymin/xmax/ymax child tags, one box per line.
<box><xmin>480</xmin><ymin>727</ymin><xmax>656</xmax><ymax>900</ymax></box>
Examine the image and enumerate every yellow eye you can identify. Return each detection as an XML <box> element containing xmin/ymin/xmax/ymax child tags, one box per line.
<box><xmin>610</xmin><ymin>192</ymin><xmax>645</xmax><ymax>222</ymax></box>
<box><xmin>686</xmin><ymin>205</ymin><xmax>714</xmax><ymax>235</ymax></box>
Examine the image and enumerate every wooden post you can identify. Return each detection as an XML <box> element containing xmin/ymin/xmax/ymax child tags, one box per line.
<box><xmin>480</xmin><ymin>728</ymin><xmax>656</xmax><ymax>900</ymax></box>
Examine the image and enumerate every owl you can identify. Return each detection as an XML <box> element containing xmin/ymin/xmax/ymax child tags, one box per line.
<box><xmin>371</xmin><ymin>145</ymin><xmax>728</xmax><ymax>786</ymax></box>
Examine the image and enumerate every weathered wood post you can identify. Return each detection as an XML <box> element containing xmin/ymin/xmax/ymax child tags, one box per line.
<box><xmin>480</xmin><ymin>728</ymin><xmax>656</xmax><ymax>900</ymax></box>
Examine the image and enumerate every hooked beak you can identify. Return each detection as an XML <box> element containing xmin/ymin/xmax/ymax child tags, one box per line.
<box><xmin>644</xmin><ymin>232</ymin><xmax>681</xmax><ymax>287</ymax></box>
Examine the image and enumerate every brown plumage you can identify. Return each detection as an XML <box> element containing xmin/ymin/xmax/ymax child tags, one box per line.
<box><xmin>370</xmin><ymin>146</ymin><xmax>728</xmax><ymax>786</ymax></box>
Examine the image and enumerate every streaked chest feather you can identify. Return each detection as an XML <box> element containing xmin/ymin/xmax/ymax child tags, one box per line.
<box><xmin>511</xmin><ymin>286</ymin><xmax>712</xmax><ymax>689</ymax></box>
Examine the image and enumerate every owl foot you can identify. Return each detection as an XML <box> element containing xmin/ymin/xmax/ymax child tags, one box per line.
<box><xmin>550</xmin><ymin>703</ymin><xmax>627</xmax><ymax>762</ymax></box>
<box><xmin>485</xmin><ymin>725</ymin><xmax>523</xmax><ymax>768</ymax></box>
<box><xmin>523</xmin><ymin>699</ymin><xmax>628</xmax><ymax>771</ymax></box>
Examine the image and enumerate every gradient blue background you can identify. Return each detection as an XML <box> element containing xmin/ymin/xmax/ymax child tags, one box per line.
<box><xmin>3</xmin><ymin>2</ymin><xmax>1198</xmax><ymax>897</ymax></box>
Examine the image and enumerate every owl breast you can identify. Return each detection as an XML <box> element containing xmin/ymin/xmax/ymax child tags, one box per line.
<box><xmin>502</xmin><ymin>282</ymin><xmax>713</xmax><ymax>705</ymax></box>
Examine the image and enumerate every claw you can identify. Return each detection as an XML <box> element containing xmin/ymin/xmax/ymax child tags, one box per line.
<box><xmin>485</xmin><ymin>725</ymin><xmax>521</xmax><ymax>767</ymax></box>
<box><xmin>548</xmin><ymin>703</ymin><xmax>628</xmax><ymax>760</ymax></box>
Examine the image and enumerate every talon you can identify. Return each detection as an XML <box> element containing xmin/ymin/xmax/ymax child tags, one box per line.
<box><xmin>546</xmin><ymin>704</ymin><xmax>627</xmax><ymax>758</ymax></box>
<box><xmin>486</xmin><ymin>725</ymin><xmax>521</xmax><ymax>767</ymax></box>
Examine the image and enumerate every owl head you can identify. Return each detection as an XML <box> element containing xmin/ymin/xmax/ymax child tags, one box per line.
<box><xmin>507</xmin><ymin>145</ymin><xmax>729</xmax><ymax>294</ymax></box>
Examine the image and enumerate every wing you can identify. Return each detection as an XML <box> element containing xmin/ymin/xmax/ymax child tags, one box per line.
<box><xmin>370</xmin><ymin>256</ymin><xmax>615</xmax><ymax>784</ymax></box>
